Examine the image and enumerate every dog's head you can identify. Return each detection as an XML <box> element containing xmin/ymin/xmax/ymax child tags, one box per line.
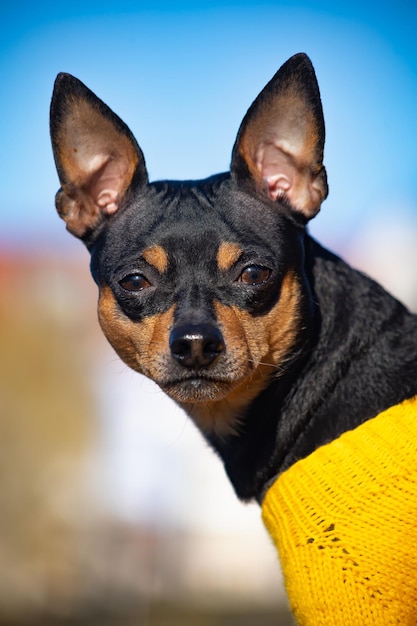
<box><xmin>50</xmin><ymin>53</ymin><xmax>327</xmax><ymax>436</ymax></box>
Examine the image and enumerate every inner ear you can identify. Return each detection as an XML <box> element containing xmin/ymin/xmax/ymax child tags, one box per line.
<box><xmin>231</xmin><ymin>53</ymin><xmax>328</xmax><ymax>220</ymax></box>
<box><xmin>50</xmin><ymin>73</ymin><xmax>148</xmax><ymax>240</ymax></box>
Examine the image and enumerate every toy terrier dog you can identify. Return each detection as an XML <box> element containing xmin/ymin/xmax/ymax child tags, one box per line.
<box><xmin>50</xmin><ymin>53</ymin><xmax>417</xmax><ymax>503</ymax></box>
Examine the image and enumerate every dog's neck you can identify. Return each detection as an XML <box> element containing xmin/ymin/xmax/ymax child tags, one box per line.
<box><xmin>206</xmin><ymin>236</ymin><xmax>417</xmax><ymax>502</ymax></box>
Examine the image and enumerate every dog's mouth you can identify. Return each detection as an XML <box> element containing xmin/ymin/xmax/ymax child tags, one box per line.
<box><xmin>158</xmin><ymin>365</ymin><xmax>274</xmax><ymax>437</ymax></box>
<box><xmin>161</xmin><ymin>373</ymin><xmax>235</xmax><ymax>403</ymax></box>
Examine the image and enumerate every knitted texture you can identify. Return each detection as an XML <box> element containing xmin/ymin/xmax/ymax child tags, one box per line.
<box><xmin>262</xmin><ymin>396</ymin><xmax>417</xmax><ymax>625</ymax></box>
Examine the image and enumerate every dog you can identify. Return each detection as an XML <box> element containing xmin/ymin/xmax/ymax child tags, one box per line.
<box><xmin>50</xmin><ymin>53</ymin><xmax>417</xmax><ymax>619</ymax></box>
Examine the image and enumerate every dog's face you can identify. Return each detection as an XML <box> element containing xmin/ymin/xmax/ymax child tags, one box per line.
<box><xmin>91</xmin><ymin>178</ymin><xmax>309</xmax><ymax>435</ymax></box>
<box><xmin>50</xmin><ymin>53</ymin><xmax>327</xmax><ymax>436</ymax></box>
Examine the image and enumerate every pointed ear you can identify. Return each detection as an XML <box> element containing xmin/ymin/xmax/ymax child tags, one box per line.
<box><xmin>231</xmin><ymin>53</ymin><xmax>328</xmax><ymax>220</ymax></box>
<box><xmin>50</xmin><ymin>73</ymin><xmax>148</xmax><ymax>239</ymax></box>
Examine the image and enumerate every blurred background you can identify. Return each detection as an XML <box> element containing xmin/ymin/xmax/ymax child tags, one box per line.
<box><xmin>1</xmin><ymin>1</ymin><xmax>417</xmax><ymax>624</ymax></box>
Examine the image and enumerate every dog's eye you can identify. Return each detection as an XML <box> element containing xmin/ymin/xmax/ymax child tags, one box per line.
<box><xmin>239</xmin><ymin>265</ymin><xmax>272</xmax><ymax>286</ymax></box>
<box><xmin>119</xmin><ymin>273</ymin><xmax>151</xmax><ymax>292</ymax></box>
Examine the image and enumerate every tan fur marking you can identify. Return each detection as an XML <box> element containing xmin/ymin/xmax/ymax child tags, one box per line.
<box><xmin>97</xmin><ymin>286</ymin><xmax>174</xmax><ymax>378</ymax></box>
<box><xmin>142</xmin><ymin>244</ymin><xmax>169</xmax><ymax>273</ymax></box>
<box><xmin>229</xmin><ymin>270</ymin><xmax>302</xmax><ymax>373</ymax></box>
<box><xmin>217</xmin><ymin>242</ymin><xmax>243</xmax><ymax>272</ymax></box>
<box><xmin>177</xmin><ymin>366</ymin><xmax>270</xmax><ymax>438</ymax></box>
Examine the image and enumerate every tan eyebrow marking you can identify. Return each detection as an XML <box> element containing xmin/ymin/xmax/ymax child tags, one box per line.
<box><xmin>142</xmin><ymin>244</ymin><xmax>169</xmax><ymax>273</ymax></box>
<box><xmin>217</xmin><ymin>242</ymin><xmax>243</xmax><ymax>272</ymax></box>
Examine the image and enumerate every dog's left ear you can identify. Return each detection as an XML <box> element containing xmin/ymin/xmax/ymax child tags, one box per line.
<box><xmin>231</xmin><ymin>53</ymin><xmax>328</xmax><ymax>220</ymax></box>
<box><xmin>50</xmin><ymin>73</ymin><xmax>148</xmax><ymax>240</ymax></box>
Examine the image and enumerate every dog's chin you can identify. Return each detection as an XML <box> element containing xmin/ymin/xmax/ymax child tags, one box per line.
<box><xmin>161</xmin><ymin>377</ymin><xmax>233</xmax><ymax>403</ymax></box>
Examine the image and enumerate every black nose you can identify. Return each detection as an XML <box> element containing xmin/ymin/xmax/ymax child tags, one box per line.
<box><xmin>169</xmin><ymin>323</ymin><xmax>225</xmax><ymax>370</ymax></box>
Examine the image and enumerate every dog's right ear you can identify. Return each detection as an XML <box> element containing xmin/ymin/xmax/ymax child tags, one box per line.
<box><xmin>50</xmin><ymin>74</ymin><xmax>148</xmax><ymax>240</ymax></box>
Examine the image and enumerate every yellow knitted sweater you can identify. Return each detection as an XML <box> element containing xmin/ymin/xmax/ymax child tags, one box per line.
<box><xmin>262</xmin><ymin>396</ymin><xmax>417</xmax><ymax>625</ymax></box>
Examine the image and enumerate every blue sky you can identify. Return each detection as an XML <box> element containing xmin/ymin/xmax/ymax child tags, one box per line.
<box><xmin>1</xmin><ymin>0</ymin><xmax>417</xmax><ymax>250</ymax></box>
